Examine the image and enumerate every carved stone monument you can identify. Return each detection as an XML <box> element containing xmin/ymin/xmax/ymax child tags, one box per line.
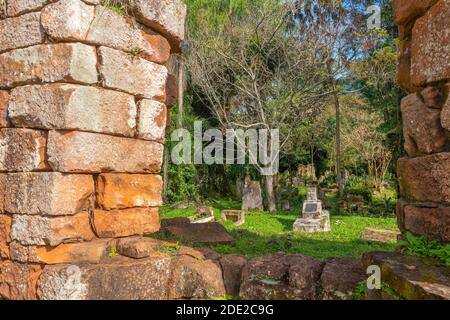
<box><xmin>293</xmin><ymin>185</ymin><xmax>331</xmax><ymax>233</ymax></box>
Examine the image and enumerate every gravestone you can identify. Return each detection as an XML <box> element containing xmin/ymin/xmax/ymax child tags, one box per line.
<box><xmin>242</xmin><ymin>177</ymin><xmax>264</xmax><ymax>211</ymax></box>
<box><xmin>190</xmin><ymin>206</ymin><xmax>215</xmax><ymax>223</ymax></box>
<box><xmin>221</xmin><ymin>210</ymin><xmax>245</xmax><ymax>226</ymax></box>
<box><xmin>293</xmin><ymin>185</ymin><xmax>331</xmax><ymax>233</ymax></box>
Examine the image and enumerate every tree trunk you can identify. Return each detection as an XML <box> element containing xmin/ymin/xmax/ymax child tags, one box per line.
<box><xmin>265</xmin><ymin>174</ymin><xmax>277</xmax><ymax>213</ymax></box>
<box><xmin>327</xmin><ymin>60</ymin><xmax>343</xmax><ymax>198</ymax></box>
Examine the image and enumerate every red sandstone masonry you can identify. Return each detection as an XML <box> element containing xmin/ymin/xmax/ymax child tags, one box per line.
<box><xmin>0</xmin><ymin>0</ymin><xmax>184</xmax><ymax>300</ymax></box>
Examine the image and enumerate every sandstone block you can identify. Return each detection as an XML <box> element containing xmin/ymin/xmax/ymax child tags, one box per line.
<box><xmin>47</xmin><ymin>131</ymin><xmax>163</xmax><ymax>173</ymax></box>
<box><xmin>9</xmin><ymin>84</ymin><xmax>137</xmax><ymax>137</ymax></box>
<box><xmin>96</xmin><ymin>174</ymin><xmax>163</xmax><ymax>209</ymax></box>
<box><xmin>168</xmin><ymin>254</ymin><xmax>226</xmax><ymax>299</ymax></box>
<box><xmin>0</xmin><ymin>128</ymin><xmax>48</xmax><ymax>172</ymax></box>
<box><xmin>137</xmin><ymin>100</ymin><xmax>167</xmax><ymax>142</ymax></box>
<box><xmin>401</xmin><ymin>93</ymin><xmax>447</xmax><ymax>156</ymax></box>
<box><xmin>0</xmin><ymin>90</ymin><xmax>10</xmax><ymax>127</ymax></box>
<box><xmin>3</xmin><ymin>172</ymin><xmax>94</xmax><ymax>216</ymax></box>
<box><xmin>116</xmin><ymin>236</ymin><xmax>160</xmax><ymax>259</ymax></box>
<box><xmin>394</xmin><ymin>0</ymin><xmax>438</xmax><ymax>25</ymax></box>
<box><xmin>411</xmin><ymin>0</ymin><xmax>450</xmax><ymax>86</ymax></box>
<box><xmin>41</xmin><ymin>0</ymin><xmax>95</xmax><ymax>41</ymax></box>
<box><xmin>404</xmin><ymin>205</ymin><xmax>450</xmax><ymax>243</ymax></box>
<box><xmin>240</xmin><ymin>253</ymin><xmax>324</xmax><ymax>300</ymax></box>
<box><xmin>10</xmin><ymin>239</ymin><xmax>114</xmax><ymax>264</ymax></box>
<box><xmin>362</xmin><ymin>251</ymin><xmax>450</xmax><ymax>300</ymax></box>
<box><xmin>0</xmin><ymin>214</ymin><xmax>11</xmax><ymax>259</ymax></box>
<box><xmin>134</xmin><ymin>0</ymin><xmax>187</xmax><ymax>51</ymax></box>
<box><xmin>98</xmin><ymin>46</ymin><xmax>167</xmax><ymax>101</ymax></box>
<box><xmin>442</xmin><ymin>84</ymin><xmax>450</xmax><ymax>130</ymax></box>
<box><xmin>93</xmin><ymin>207</ymin><xmax>160</xmax><ymax>238</ymax></box>
<box><xmin>219</xmin><ymin>254</ymin><xmax>247</xmax><ymax>297</ymax></box>
<box><xmin>86</xmin><ymin>6</ymin><xmax>170</xmax><ymax>64</ymax></box>
<box><xmin>0</xmin><ymin>43</ymin><xmax>98</xmax><ymax>89</ymax></box>
<box><xmin>397</xmin><ymin>153</ymin><xmax>450</xmax><ymax>204</ymax></box>
<box><xmin>11</xmin><ymin>212</ymin><xmax>95</xmax><ymax>246</ymax></box>
<box><xmin>0</xmin><ymin>260</ymin><xmax>41</xmax><ymax>300</ymax></box>
<box><xmin>6</xmin><ymin>0</ymin><xmax>50</xmax><ymax>17</ymax></box>
<box><xmin>320</xmin><ymin>257</ymin><xmax>365</xmax><ymax>300</ymax></box>
<box><xmin>38</xmin><ymin>255</ymin><xmax>173</xmax><ymax>300</ymax></box>
<box><xmin>0</xmin><ymin>12</ymin><xmax>44</xmax><ymax>53</ymax></box>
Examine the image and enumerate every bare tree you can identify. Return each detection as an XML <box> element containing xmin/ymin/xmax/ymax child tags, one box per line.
<box><xmin>187</xmin><ymin>1</ymin><xmax>334</xmax><ymax>212</ymax></box>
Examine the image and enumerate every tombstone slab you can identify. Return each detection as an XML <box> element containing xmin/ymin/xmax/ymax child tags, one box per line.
<box><xmin>242</xmin><ymin>179</ymin><xmax>264</xmax><ymax>211</ymax></box>
<box><xmin>221</xmin><ymin>210</ymin><xmax>245</xmax><ymax>226</ymax></box>
<box><xmin>164</xmin><ymin>222</ymin><xmax>234</xmax><ymax>245</ymax></box>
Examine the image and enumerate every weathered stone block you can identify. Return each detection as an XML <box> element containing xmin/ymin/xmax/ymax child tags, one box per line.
<box><xmin>394</xmin><ymin>0</ymin><xmax>438</xmax><ymax>25</ymax></box>
<box><xmin>219</xmin><ymin>254</ymin><xmax>247</xmax><ymax>297</ymax></box>
<box><xmin>11</xmin><ymin>212</ymin><xmax>95</xmax><ymax>246</ymax></box>
<box><xmin>397</xmin><ymin>153</ymin><xmax>450</xmax><ymax>204</ymax></box>
<box><xmin>0</xmin><ymin>12</ymin><xmax>44</xmax><ymax>53</ymax></box>
<box><xmin>38</xmin><ymin>255</ymin><xmax>173</xmax><ymax>300</ymax></box>
<box><xmin>320</xmin><ymin>257</ymin><xmax>365</xmax><ymax>300</ymax></box>
<box><xmin>401</xmin><ymin>93</ymin><xmax>447</xmax><ymax>156</ymax></box>
<box><xmin>47</xmin><ymin>131</ymin><xmax>163</xmax><ymax>173</ymax></box>
<box><xmin>404</xmin><ymin>205</ymin><xmax>450</xmax><ymax>243</ymax></box>
<box><xmin>6</xmin><ymin>0</ymin><xmax>50</xmax><ymax>17</ymax></box>
<box><xmin>0</xmin><ymin>90</ymin><xmax>10</xmax><ymax>127</ymax></box>
<box><xmin>411</xmin><ymin>0</ymin><xmax>450</xmax><ymax>86</ymax></box>
<box><xmin>3</xmin><ymin>172</ymin><xmax>94</xmax><ymax>216</ymax></box>
<box><xmin>0</xmin><ymin>214</ymin><xmax>11</xmax><ymax>259</ymax></box>
<box><xmin>240</xmin><ymin>253</ymin><xmax>324</xmax><ymax>300</ymax></box>
<box><xmin>0</xmin><ymin>260</ymin><xmax>41</xmax><ymax>300</ymax></box>
<box><xmin>362</xmin><ymin>251</ymin><xmax>450</xmax><ymax>300</ymax></box>
<box><xmin>0</xmin><ymin>128</ymin><xmax>48</xmax><ymax>172</ymax></box>
<box><xmin>98</xmin><ymin>46</ymin><xmax>167</xmax><ymax>101</ymax></box>
<box><xmin>10</xmin><ymin>239</ymin><xmax>114</xmax><ymax>264</ymax></box>
<box><xmin>93</xmin><ymin>207</ymin><xmax>160</xmax><ymax>238</ymax></box>
<box><xmin>96</xmin><ymin>174</ymin><xmax>163</xmax><ymax>209</ymax></box>
<box><xmin>41</xmin><ymin>0</ymin><xmax>95</xmax><ymax>41</ymax></box>
<box><xmin>116</xmin><ymin>236</ymin><xmax>160</xmax><ymax>259</ymax></box>
<box><xmin>0</xmin><ymin>43</ymin><xmax>98</xmax><ymax>89</ymax></box>
<box><xmin>442</xmin><ymin>84</ymin><xmax>450</xmax><ymax>130</ymax></box>
<box><xmin>165</xmin><ymin>73</ymin><xmax>178</xmax><ymax>107</ymax></box>
<box><xmin>137</xmin><ymin>100</ymin><xmax>167</xmax><ymax>142</ymax></box>
<box><xmin>86</xmin><ymin>6</ymin><xmax>170</xmax><ymax>64</ymax></box>
<box><xmin>9</xmin><ymin>84</ymin><xmax>137</xmax><ymax>137</ymax></box>
<box><xmin>134</xmin><ymin>0</ymin><xmax>187</xmax><ymax>51</ymax></box>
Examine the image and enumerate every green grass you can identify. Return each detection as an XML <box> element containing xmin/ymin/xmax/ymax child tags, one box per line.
<box><xmin>157</xmin><ymin>198</ymin><xmax>398</xmax><ymax>260</ymax></box>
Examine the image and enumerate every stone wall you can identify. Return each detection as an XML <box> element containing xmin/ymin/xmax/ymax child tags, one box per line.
<box><xmin>395</xmin><ymin>0</ymin><xmax>450</xmax><ymax>244</ymax></box>
<box><xmin>0</xmin><ymin>0</ymin><xmax>186</xmax><ymax>299</ymax></box>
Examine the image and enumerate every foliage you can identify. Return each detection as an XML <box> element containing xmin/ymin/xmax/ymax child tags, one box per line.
<box><xmin>108</xmin><ymin>246</ymin><xmax>118</xmax><ymax>257</ymax></box>
<box><xmin>397</xmin><ymin>232</ymin><xmax>450</xmax><ymax>266</ymax></box>
<box><xmin>353</xmin><ymin>281</ymin><xmax>368</xmax><ymax>300</ymax></box>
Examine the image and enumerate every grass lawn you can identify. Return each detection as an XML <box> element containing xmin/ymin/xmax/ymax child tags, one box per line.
<box><xmin>157</xmin><ymin>198</ymin><xmax>399</xmax><ymax>260</ymax></box>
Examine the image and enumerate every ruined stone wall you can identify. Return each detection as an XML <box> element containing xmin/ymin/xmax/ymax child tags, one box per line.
<box><xmin>0</xmin><ymin>0</ymin><xmax>186</xmax><ymax>299</ymax></box>
<box><xmin>395</xmin><ymin>0</ymin><xmax>449</xmax><ymax>244</ymax></box>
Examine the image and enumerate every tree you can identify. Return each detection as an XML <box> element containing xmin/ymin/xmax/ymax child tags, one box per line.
<box><xmin>187</xmin><ymin>1</ymin><xmax>333</xmax><ymax>211</ymax></box>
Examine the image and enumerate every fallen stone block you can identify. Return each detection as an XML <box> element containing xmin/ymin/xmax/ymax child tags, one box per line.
<box><xmin>361</xmin><ymin>227</ymin><xmax>400</xmax><ymax>244</ymax></box>
<box><xmin>320</xmin><ymin>257</ymin><xmax>365</xmax><ymax>300</ymax></box>
<box><xmin>164</xmin><ymin>222</ymin><xmax>234</xmax><ymax>245</ymax></box>
<box><xmin>240</xmin><ymin>253</ymin><xmax>324</xmax><ymax>300</ymax></box>
<box><xmin>219</xmin><ymin>254</ymin><xmax>247</xmax><ymax>297</ymax></box>
<box><xmin>116</xmin><ymin>236</ymin><xmax>160</xmax><ymax>259</ymax></box>
<box><xmin>362</xmin><ymin>251</ymin><xmax>450</xmax><ymax>300</ymax></box>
